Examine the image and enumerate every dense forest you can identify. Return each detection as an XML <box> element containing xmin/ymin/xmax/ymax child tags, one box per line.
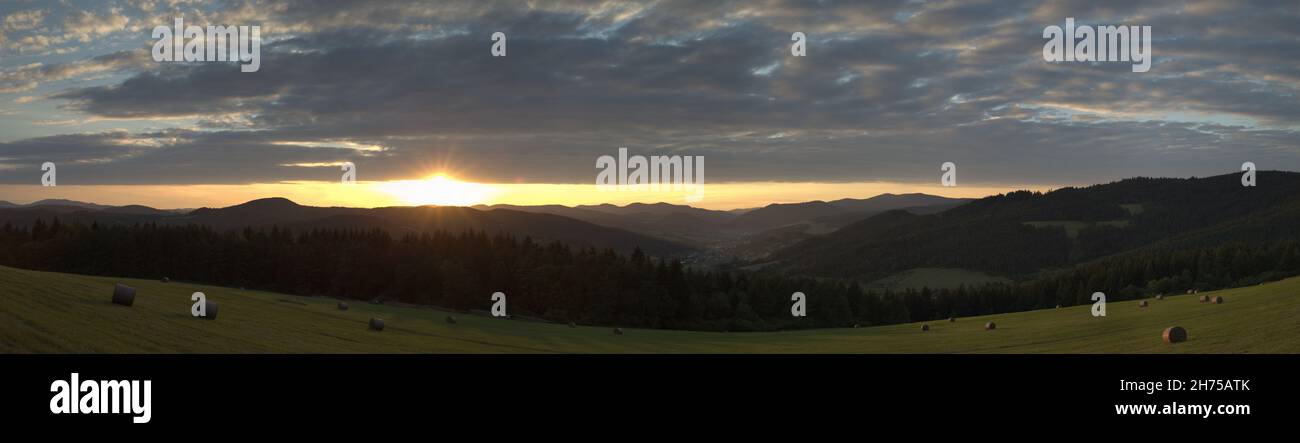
<box><xmin>2</xmin><ymin>219</ymin><xmax>1297</xmax><ymax>331</ymax></box>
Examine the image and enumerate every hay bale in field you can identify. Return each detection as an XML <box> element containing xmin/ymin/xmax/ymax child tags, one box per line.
<box><xmin>948</xmin><ymin>317</ymin><xmax>956</xmax><ymax>322</ymax></box>
<box><xmin>1139</xmin><ymin>300</ymin><xmax>1149</xmax><ymax>308</ymax></box>
<box><xmin>1199</xmin><ymin>295</ymin><xmax>1209</xmax><ymax>303</ymax></box>
<box><xmin>568</xmin><ymin>321</ymin><xmax>577</xmax><ymax>328</ymax></box>
<box><xmin>446</xmin><ymin>315</ymin><xmax>457</xmax><ymax>324</ymax></box>
<box><xmin>160</xmin><ymin>277</ymin><xmax>169</xmax><ymax>283</ymax></box>
<box><xmin>111</xmin><ymin>284</ymin><xmax>136</xmax><ymax>306</ymax></box>
<box><xmin>853</xmin><ymin>324</ymin><xmax>860</xmax><ymax>328</ymax></box>
<box><xmin>337</xmin><ymin>302</ymin><xmax>348</xmax><ymax>310</ymax></box>
<box><xmin>1213</xmin><ymin>296</ymin><xmax>1224</xmax><ymax>304</ymax></box>
<box><xmin>921</xmin><ymin>324</ymin><xmax>930</xmax><ymax>332</ymax></box>
<box><xmin>984</xmin><ymin>321</ymin><xmax>996</xmax><ymax>331</ymax></box>
<box><xmin>1155</xmin><ymin>294</ymin><xmax>1164</xmax><ymax>300</ymax></box>
<box><xmin>199</xmin><ymin>300</ymin><xmax>218</xmax><ymax>320</ymax></box>
<box><xmin>1162</xmin><ymin>326</ymin><xmax>1188</xmax><ymax>344</ymax></box>
<box><xmin>613</xmin><ymin>327</ymin><xmax>624</xmax><ymax>335</ymax></box>
<box><xmin>369</xmin><ymin>318</ymin><xmax>385</xmax><ymax>331</ymax></box>
<box><xmin>369</xmin><ymin>298</ymin><xmax>384</xmax><ymax>305</ymax></box>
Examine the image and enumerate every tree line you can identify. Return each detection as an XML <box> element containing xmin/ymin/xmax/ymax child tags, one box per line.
<box><xmin>1</xmin><ymin>219</ymin><xmax>1296</xmax><ymax>331</ymax></box>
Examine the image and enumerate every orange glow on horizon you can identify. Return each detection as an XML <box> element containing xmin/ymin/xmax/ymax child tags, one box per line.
<box><xmin>0</xmin><ymin>180</ymin><xmax>1037</xmax><ymax>211</ymax></box>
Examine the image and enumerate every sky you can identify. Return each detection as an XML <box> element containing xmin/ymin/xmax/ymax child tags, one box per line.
<box><xmin>0</xmin><ymin>0</ymin><xmax>1297</xmax><ymax>210</ymax></box>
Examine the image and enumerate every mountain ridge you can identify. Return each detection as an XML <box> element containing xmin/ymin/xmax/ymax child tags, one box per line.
<box><xmin>770</xmin><ymin>171</ymin><xmax>1300</xmax><ymax>281</ymax></box>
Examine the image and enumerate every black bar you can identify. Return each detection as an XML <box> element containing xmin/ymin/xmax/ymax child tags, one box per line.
<box><xmin>2</xmin><ymin>354</ymin><xmax>1290</xmax><ymax>430</ymax></box>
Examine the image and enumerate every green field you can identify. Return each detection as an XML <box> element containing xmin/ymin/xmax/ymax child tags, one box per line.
<box><xmin>1</xmin><ymin>265</ymin><xmax>1297</xmax><ymax>353</ymax></box>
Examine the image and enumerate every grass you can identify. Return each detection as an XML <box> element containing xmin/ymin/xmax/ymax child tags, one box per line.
<box><xmin>1</xmin><ymin>265</ymin><xmax>1297</xmax><ymax>353</ymax></box>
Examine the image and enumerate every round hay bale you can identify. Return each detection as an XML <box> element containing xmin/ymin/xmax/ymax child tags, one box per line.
<box><xmin>921</xmin><ymin>324</ymin><xmax>930</xmax><ymax>332</ymax></box>
<box><xmin>369</xmin><ymin>318</ymin><xmax>385</xmax><ymax>331</ymax></box>
<box><xmin>984</xmin><ymin>321</ymin><xmax>997</xmax><ymax>331</ymax></box>
<box><xmin>337</xmin><ymin>302</ymin><xmax>349</xmax><ymax>310</ymax></box>
<box><xmin>200</xmin><ymin>300</ymin><xmax>218</xmax><ymax>320</ymax></box>
<box><xmin>1055</xmin><ymin>304</ymin><xmax>1061</xmax><ymax>309</ymax></box>
<box><xmin>1213</xmin><ymin>296</ymin><xmax>1224</xmax><ymax>304</ymax></box>
<box><xmin>948</xmin><ymin>317</ymin><xmax>956</xmax><ymax>322</ymax></box>
<box><xmin>613</xmin><ymin>327</ymin><xmax>624</xmax><ymax>335</ymax></box>
<box><xmin>1139</xmin><ymin>300</ymin><xmax>1149</xmax><ymax>308</ymax></box>
<box><xmin>160</xmin><ymin>277</ymin><xmax>170</xmax><ymax>283</ymax></box>
<box><xmin>1198</xmin><ymin>295</ymin><xmax>1210</xmax><ymax>303</ymax></box>
<box><xmin>568</xmin><ymin>321</ymin><xmax>577</xmax><ymax>328</ymax></box>
<box><xmin>111</xmin><ymin>284</ymin><xmax>135</xmax><ymax>306</ymax></box>
<box><xmin>1155</xmin><ymin>294</ymin><xmax>1164</xmax><ymax>300</ymax></box>
<box><xmin>853</xmin><ymin>323</ymin><xmax>860</xmax><ymax>328</ymax></box>
<box><xmin>445</xmin><ymin>315</ymin><xmax>457</xmax><ymax>324</ymax></box>
<box><xmin>1162</xmin><ymin>326</ymin><xmax>1188</xmax><ymax>344</ymax></box>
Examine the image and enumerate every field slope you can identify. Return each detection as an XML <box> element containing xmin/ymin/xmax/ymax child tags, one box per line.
<box><xmin>1</xmin><ymin>265</ymin><xmax>1297</xmax><ymax>353</ymax></box>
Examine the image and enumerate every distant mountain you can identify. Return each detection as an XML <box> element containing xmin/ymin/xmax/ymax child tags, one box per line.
<box><xmin>476</xmin><ymin>201</ymin><xmax>740</xmax><ymax>245</ymax></box>
<box><xmin>0</xmin><ymin>199</ymin><xmax>174</xmax><ymax>214</ymax></box>
<box><xmin>184</xmin><ymin>198</ymin><xmax>699</xmax><ymax>256</ymax></box>
<box><xmin>810</xmin><ymin>199</ymin><xmax>973</xmax><ymax>228</ymax></box>
<box><xmin>26</xmin><ymin>199</ymin><xmax>113</xmax><ymax>210</ymax></box>
<box><xmin>726</xmin><ymin>201</ymin><xmax>846</xmax><ymax>231</ymax></box>
<box><xmin>771</xmin><ymin>172</ymin><xmax>1300</xmax><ymax>280</ymax></box>
<box><xmin>0</xmin><ymin>197</ymin><xmax>692</xmax><ymax>257</ymax></box>
<box><xmin>578</xmin><ymin>202</ymin><xmax>734</xmax><ymax>221</ymax></box>
<box><xmin>726</xmin><ymin>194</ymin><xmax>973</xmax><ymax>233</ymax></box>
<box><xmin>103</xmin><ymin>204</ymin><xmax>173</xmax><ymax>216</ymax></box>
<box><xmin>827</xmin><ymin>193</ymin><xmax>973</xmax><ymax>212</ymax></box>
<box><xmin>475</xmin><ymin>195</ymin><xmax>971</xmax><ymax>260</ymax></box>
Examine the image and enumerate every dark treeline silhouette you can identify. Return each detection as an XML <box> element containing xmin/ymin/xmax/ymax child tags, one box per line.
<box><xmin>2</xmin><ymin>219</ymin><xmax>1297</xmax><ymax>331</ymax></box>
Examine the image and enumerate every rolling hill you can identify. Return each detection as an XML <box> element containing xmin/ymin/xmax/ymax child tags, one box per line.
<box><xmin>2</xmin><ymin>265</ymin><xmax>1295</xmax><ymax>353</ymax></box>
<box><xmin>726</xmin><ymin>193</ymin><xmax>972</xmax><ymax>232</ymax></box>
<box><xmin>772</xmin><ymin>172</ymin><xmax>1300</xmax><ymax>280</ymax></box>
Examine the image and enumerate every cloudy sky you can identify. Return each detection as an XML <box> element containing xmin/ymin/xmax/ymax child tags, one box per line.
<box><xmin>0</xmin><ymin>0</ymin><xmax>1297</xmax><ymax>209</ymax></box>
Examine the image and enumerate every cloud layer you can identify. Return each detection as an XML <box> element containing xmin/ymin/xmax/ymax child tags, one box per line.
<box><xmin>0</xmin><ymin>0</ymin><xmax>1297</xmax><ymax>186</ymax></box>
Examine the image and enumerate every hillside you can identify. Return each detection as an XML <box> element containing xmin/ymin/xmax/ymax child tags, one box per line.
<box><xmin>476</xmin><ymin>194</ymin><xmax>971</xmax><ymax>245</ymax></box>
<box><xmin>773</xmin><ymin>172</ymin><xmax>1300</xmax><ymax>280</ymax></box>
<box><xmin>2</xmin><ymin>265</ymin><xmax>1296</xmax><ymax>353</ymax></box>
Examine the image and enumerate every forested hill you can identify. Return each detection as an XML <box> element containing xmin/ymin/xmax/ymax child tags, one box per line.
<box><xmin>0</xmin><ymin>198</ymin><xmax>692</xmax><ymax>257</ymax></box>
<box><xmin>771</xmin><ymin>171</ymin><xmax>1300</xmax><ymax>280</ymax></box>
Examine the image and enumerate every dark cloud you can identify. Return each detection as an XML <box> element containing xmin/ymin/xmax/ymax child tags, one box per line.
<box><xmin>1</xmin><ymin>0</ymin><xmax>1297</xmax><ymax>186</ymax></box>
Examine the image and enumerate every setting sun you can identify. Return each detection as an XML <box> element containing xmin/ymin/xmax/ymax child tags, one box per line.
<box><xmin>377</xmin><ymin>174</ymin><xmax>497</xmax><ymax>206</ymax></box>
